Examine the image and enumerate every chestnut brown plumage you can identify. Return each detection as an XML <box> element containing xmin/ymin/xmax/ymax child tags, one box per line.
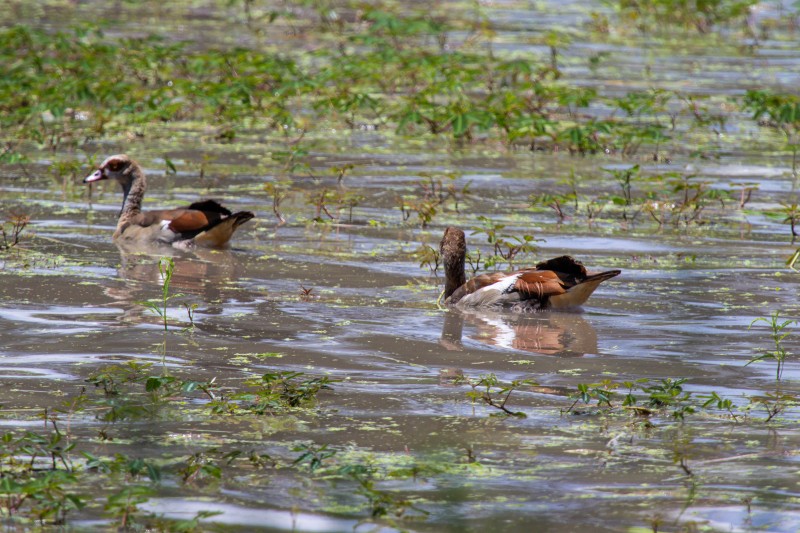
<box><xmin>440</xmin><ymin>227</ymin><xmax>620</xmax><ymax>310</ymax></box>
<box><xmin>84</xmin><ymin>155</ymin><xmax>254</xmax><ymax>248</ymax></box>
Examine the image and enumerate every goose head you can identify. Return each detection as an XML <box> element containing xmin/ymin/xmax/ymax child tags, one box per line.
<box><xmin>84</xmin><ymin>154</ymin><xmax>138</xmax><ymax>190</ymax></box>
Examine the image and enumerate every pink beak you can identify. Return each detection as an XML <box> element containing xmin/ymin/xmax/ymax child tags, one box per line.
<box><xmin>83</xmin><ymin>169</ymin><xmax>105</xmax><ymax>183</ymax></box>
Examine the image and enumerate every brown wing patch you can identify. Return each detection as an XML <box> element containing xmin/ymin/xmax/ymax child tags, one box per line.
<box><xmin>514</xmin><ymin>270</ymin><xmax>567</xmax><ymax>299</ymax></box>
<box><xmin>167</xmin><ymin>210</ymin><xmax>215</xmax><ymax>234</ymax></box>
<box><xmin>463</xmin><ymin>272</ymin><xmax>507</xmax><ymax>294</ymax></box>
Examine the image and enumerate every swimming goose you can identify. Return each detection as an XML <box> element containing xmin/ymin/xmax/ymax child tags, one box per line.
<box><xmin>84</xmin><ymin>154</ymin><xmax>254</xmax><ymax>248</ymax></box>
<box><xmin>440</xmin><ymin>227</ymin><xmax>620</xmax><ymax>310</ymax></box>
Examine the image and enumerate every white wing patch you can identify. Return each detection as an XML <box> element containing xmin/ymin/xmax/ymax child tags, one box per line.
<box><xmin>157</xmin><ymin>219</ymin><xmax>180</xmax><ymax>244</ymax></box>
<box><xmin>457</xmin><ymin>274</ymin><xmax>521</xmax><ymax>308</ymax></box>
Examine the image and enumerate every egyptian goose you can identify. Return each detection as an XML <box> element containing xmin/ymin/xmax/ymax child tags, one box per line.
<box><xmin>84</xmin><ymin>154</ymin><xmax>254</xmax><ymax>248</ymax></box>
<box><xmin>440</xmin><ymin>227</ymin><xmax>620</xmax><ymax>310</ymax></box>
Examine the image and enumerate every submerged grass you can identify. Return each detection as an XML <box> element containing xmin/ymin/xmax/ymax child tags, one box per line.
<box><xmin>3</xmin><ymin>355</ymin><xmax>799</xmax><ymax>529</ymax></box>
<box><xmin>0</xmin><ymin>2</ymin><xmax>796</xmax><ymax>164</ymax></box>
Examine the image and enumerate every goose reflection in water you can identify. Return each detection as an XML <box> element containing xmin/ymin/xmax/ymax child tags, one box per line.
<box><xmin>440</xmin><ymin>307</ymin><xmax>598</xmax><ymax>357</ymax></box>
<box><xmin>103</xmin><ymin>242</ymin><xmax>248</xmax><ymax>324</ymax></box>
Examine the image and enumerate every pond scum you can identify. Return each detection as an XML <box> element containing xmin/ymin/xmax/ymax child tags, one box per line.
<box><xmin>1</xmin><ymin>0</ymin><xmax>800</xmax><ymax>531</ymax></box>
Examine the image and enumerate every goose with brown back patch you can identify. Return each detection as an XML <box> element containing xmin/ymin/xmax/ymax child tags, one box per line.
<box><xmin>84</xmin><ymin>155</ymin><xmax>254</xmax><ymax>249</ymax></box>
<box><xmin>440</xmin><ymin>227</ymin><xmax>620</xmax><ymax>311</ymax></box>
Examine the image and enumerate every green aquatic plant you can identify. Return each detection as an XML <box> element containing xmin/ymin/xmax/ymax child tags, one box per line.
<box><xmin>144</xmin><ymin>374</ymin><xmax>217</xmax><ymax>403</ymax></box>
<box><xmin>360</xmin><ymin>7</ymin><xmax>450</xmax><ymax>50</ymax></box>
<box><xmin>604</xmin><ymin>164</ymin><xmax>639</xmax><ymax>207</ymax></box>
<box><xmin>613</xmin><ymin>124</ymin><xmax>671</xmax><ymax>161</ymax></box>
<box><xmin>182</xmin><ymin>302</ymin><xmax>198</xmax><ymax>328</ymax></box>
<box><xmin>292</xmin><ymin>442</ymin><xmax>337</xmax><ymax>473</ymax></box>
<box><xmin>566</xmin><ymin>378</ymin><xmax>743</xmax><ymax>422</ymax></box>
<box><xmin>642</xmin><ymin>172</ymin><xmax>712</xmax><ymax>227</ymax></box>
<box><xmin>748</xmin><ymin>311</ymin><xmax>796</xmax><ymax>381</ymax></box>
<box><xmin>557</xmin><ymin>118</ymin><xmax>614</xmax><ymax>155</ymax></box>
<box><xmin>747</xmin><ymin>390</ymin><xmax>798</xmax><ymax>422</ymax></box>
<box><xmin>0</xmin><ymin>430</ymin><xmax>85</xmax><ymax>526</ymax></box>
<box><xmin>334</xmin><ymin>191</ymin><xmax>365</xmax><ymax>223</ymax></box>
<box><xmin>643</xmin><ymin>378</ymin><xmax>695</xmax><ymax>419</ymax></box>
<box><xmin>583</xmin><ymin>196</ymin><xmax>608</xmax><ymax>223</ymax></box>
<box><xmin>789</xmin><ymin>248</ymin><xmax>800</xmax><ymax>271</ymax></box>
<box><xmin>466</xmin><ymin>373</ymin><xmax>536</xmax><ymax>418</ymax></box>
<box><xmin>0</xmin><ymin>145</ymin><xmax>28</xmax><ymax>165</ymax></box>
<box><xmin>399</xmin><ymin>174</ymin><xmax>469</xmax><ymax>228</ymax></box>
<box><xmin>464</xmin><ymin>249</ymin><xmax>483</xmax><ymax>276</ymax></box>
<box><xmin>163</xmin><ymin>157</ymin><xmax>177</xmax><ymax>176</ymax></box>
<box><xmin>339</xmin><ymin>463</ymin><xmax>429</xmax><ymax>519</ymax></box>
<box><xmin>544</xmin><ymin>30</ymin><xmax>570</xmax><ymax>74</ymax></box>
<box><xmin>681</xmin><ymin>94</ymin><xmax>729</xmax><ymax>146</ymax></box>
<box><xmin>728</xmin><ymin>181</ymin><xmax>756</xmax><ymax>208</ymax></box>
<box><xmin>104</xmin><ymin>477</ymin><xmax>219</xmax><ymax>529</ymax></box>
<box><xmin>0</xmin><ymin>470</ymin><xmax>84</xmax><ymax>526</ymax></box>
<box><xmin>103</xmin><ymin>485</ymin><xmax>155</xmax><ymax>529</ymax></box>
<box><xmin>254</xmin><ymin>371</ymin><xmax>332</xmax><ymax>410</ymax></box>
<box><xmin>48</xmin><ymin>160</ymin><xmax>84</xmax><ymax>200</ymax></box>
<box><xmin>614</xmin><ymin>90</ymin><xmax>673</xmax><ymax>124</ymax></box>
<box><xmin>263</xmin><ymin>179</ymin><xmax>292</xmax><ymax>225</ymax></box>
<box><xmin>325</xmin><ymin>87</ymin><xmax>384</xmax><ymax>129</ymax></box>
<box><xmin>530</xmin><ymin>191</ymin><xmax>573</xmax><ymax>222</ymax></box>
<box><xmin>613</xmin><ymin>0</ymin><xmax>757</xmax><ymax>33</ymax></box>
<box><xmin>0</xmin><ymin>15</ymin><xmax>754</xmax><ymax>161</ymax></box>
<box><xmin>86</xmin><ymin>362</ymin><xmax>218</xmax><ymax>422</ymax></box>
<box><xmin>778</xmin><ymin>201</ymin><xmax>799</xmax><ymax>243</ymax></box>
<box><xmin>223</xmin><ymin>449</ymin><xmax>276</xmax><ymax>469</ymax></box>
<box><xmin>566</xmin><ymin>380</ymin><xmax>619</xmax><ymax>413</ymax></box>
<box><xmin>307</xmin><ymin>188</ymin><xmax>337</xmax><ymax>222</ymax></box>
<box><xmin>0</xmin><ymin>213</ymin><xmax>29</xmax><ymax>251</ymax></box>
<box><xmin>741</xmin><ymin>90</ymin><xmax>800</xmax><ymax>176</ymax></box>
<box><xmin>413</xmin><ymin>244</ymin><xmax>440</xmax><ymax>276</ymax></box>
<box><xmin>399</xmin><ymin>195</ymin><xmax>439</xmax><ymax>228</ymax></box>
<box><xmin>137</xmin><ymin>257</ymin><xmax>181</xmax><ymax>331</ymax></box>
<box><xmin>85</xmin><ymin>361</ymin><xmax>153</xmax><ymax>397</ymax></box>
<box><xmin>612</xmin><ymin>91</ymin><xmax>673</xmax><ymax>158</ymax></box>
<box><xmin>212</xmin><ymin>371</ymin><xmax>333</xmax><ymax>415</ymax></box>
<box><xmin>331</xmin><ymin>164</ymin><xmax>354</xmax><ymax>186</ymax></box>
<box><xmin>699</xmin><ymin>391</ymin><xmax>738</xmax><ymax>420</ymax></box>
<box><xmin>644</xmin><ymin>377</ymin><xmax>689</xmax><ymax>407</ymax></box>
<box><xmin>82</xmin><ymin>453</ymin><xmax>161</xmax><ymax>483</ymax></box>
<box><xmin>471</xmin><ymin>216</ymin><xmax>538</xmax><ymax>270</ymax></box>
<box><xmin>484</xmin><ymin>62</ymin><xmax>556</xmax><ymax>149</ymax></box>
<box><xmin>181</xmin><ymin>449</ymin><xmax>222</xmax><ymax>485</ymax></box>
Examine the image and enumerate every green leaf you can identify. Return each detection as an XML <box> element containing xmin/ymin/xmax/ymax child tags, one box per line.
<box><xmin>165</xmin><ymin>157</ymin><xmax>177</xmax><ymax>175</ymax></box>
<box><xmin>145</xmin><ymin>377</ymin><xmax>163</xmax><ymax>392</ymax></box>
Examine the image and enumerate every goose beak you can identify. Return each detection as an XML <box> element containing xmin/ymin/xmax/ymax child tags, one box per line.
<box><xmin>83</xmin><ymin>169</ymin><xmax>105</xmax><ymax>183</ymax></box>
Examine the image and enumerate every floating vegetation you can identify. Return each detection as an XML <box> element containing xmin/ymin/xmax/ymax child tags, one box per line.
<box><xmin>0</xmin><ymin>4</ymin><xmax>795</xmax><ymax>163</ymax></box>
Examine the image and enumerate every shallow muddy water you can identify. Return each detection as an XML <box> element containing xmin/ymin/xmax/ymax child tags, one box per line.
<box><xmin>2</xmin><ymin>1</ymin><xmax>800</xmax><ymax>531</ymax></box>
